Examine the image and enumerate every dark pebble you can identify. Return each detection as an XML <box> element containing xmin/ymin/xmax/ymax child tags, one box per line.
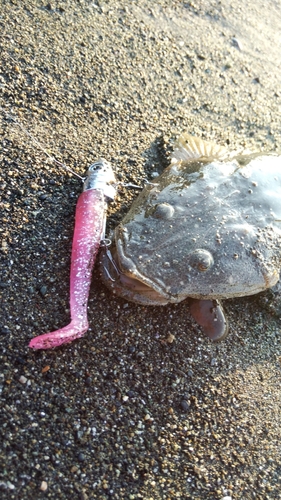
<box><xmin>0</xmin><ymin>326</ymin><xmax>10</xmax><ymax>335</ymax></box>
<box><xmin>45</xmin><ymin>371</ymin><xmax>53</xmax><ymax>381</ymax></box>
<box><xmin>15</xmin><ymin>356</ymin><xmax>27</xmax><ymax>365</ymax></box>
<box><xmin>180</xmin><ymin>400</ymin><xmax>190</xmax><ymax>412</ymax></box>
<box><xmin>187</xmin><ymin>369</ymin><xmax>194</xmax><ymax>377</ymax></box>
<box><xmin>128</xmin><ymin>345</ymin><xmax>136</xmax><ymax>354</ymax></box>
<box><xmin>78</xmin><ymin>452</ymin><xmax>85</xmax><ymax>462</ymax></box>
<box><xmin>85</xmin><ymin>377</ymin><xmax>92</xmax><ymax>386</ymax></box>
<box><xmin>64</xmin><ymin>408</ymin><xmax>72</xmax><ymax>414</ymax></box>
<box><xmin>40</xmin><ymin>285</ymin><xmax>48</xmax><ymax>296</ymax></box>
<box><xmin>0</xmin><ymin>281</ymin><xmax>8</xmax><ymax>288</ymax></box>
<box><xmin>127</xmin><ymin>390</ymin><xmax>135</xmax><ymax>398</ymax></box>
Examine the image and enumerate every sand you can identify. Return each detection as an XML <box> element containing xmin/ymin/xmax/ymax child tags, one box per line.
<box><xmin>1</xmin><ymin>1</ymin><xmax>281</xmax><ymax>498</ymax></box>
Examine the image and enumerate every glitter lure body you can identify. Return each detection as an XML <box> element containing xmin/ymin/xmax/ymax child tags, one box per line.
<box><xmin>29</xmin><ymin>160</ymin><xmax>116</xmax><ymax>349</ymax></box>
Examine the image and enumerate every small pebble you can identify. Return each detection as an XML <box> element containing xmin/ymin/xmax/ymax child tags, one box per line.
<box><xmin>40</xmin><ymin>285</ymin><xmax>47</xmax><ymax>296</ymax></box>
<box><xmin>40</xmin><ymin>481</ymin><xmax>48</xmax><ymax>492</ymax></box>
<box><xmin>232</xmin><ymin>37</ymin><xmax>243</xmax><ymax>50</ymax></box>
<box><xmin>166</xmin><ymin>333</ymin><xmax>175</xmax><ymax>343</ymax></box>
<box><xmin>180</xmin><ymin>400</ymin><xmax>190</xmax><ymax>412</ymax></box>
<box><xmin>16</xmin><ymin>356</ymin><xmax>26</xmax><ymax>365</ymax></box>
<box><xmin>3</xmin><ymin>481</ymin><xmax>15</xmax><ymax>490</ymax></box>
<box><xmin>0</xmin><ymin>326</ymin><xmax>10</xmax><ymax>335</ymax></box>
<box><xmin>19</xmin><ymin>375</ymin><xmax>27</xmax><ymax>384</ymax></box>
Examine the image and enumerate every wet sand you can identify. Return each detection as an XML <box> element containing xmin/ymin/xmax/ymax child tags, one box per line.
<box><xmin>1</xmin><ymin>1</ymin><xmax>281</xmax><ymax>498</ymax></box>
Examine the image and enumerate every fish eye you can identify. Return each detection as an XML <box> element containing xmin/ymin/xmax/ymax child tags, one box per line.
<box><xmin>189</xmin><ymin>249</ymin><xmax>214</xmax><ymax>272</ymax></box>
<box><xmin>88</xmin><ymin>162</ymin><xmax>104</xmax><ymax>171</ymax></box>
<box><xmin>151</xmin><ymin>203</ymin><xmax>175</xmax><ymax>219</ymax></box>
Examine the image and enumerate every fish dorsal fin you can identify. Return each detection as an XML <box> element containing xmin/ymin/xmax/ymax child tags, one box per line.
<box><xmin>172</xmin><ymin>132</ymin><xmax>229</xmax><ymax>162</ymax></box>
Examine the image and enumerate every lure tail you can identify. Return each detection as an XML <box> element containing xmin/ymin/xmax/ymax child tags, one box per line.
<box><xmin>29</xmin><ymin>159</ymin><xmax>116</xmax><ymax>350</ymax></box>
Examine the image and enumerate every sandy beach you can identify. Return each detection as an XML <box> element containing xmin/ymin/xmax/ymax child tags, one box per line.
<box><xmin>1</xmin><ymin>1</ymin><xmax>281</xmax><ymax>498</ymax></box>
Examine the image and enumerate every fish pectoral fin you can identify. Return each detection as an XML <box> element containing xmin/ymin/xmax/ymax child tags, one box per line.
<box><xmin>189</xmin><ymin>298</ymin><xmax>229</xmax><ymax>341</ymax></box>
<box><xmin>172</xmin><ymin>132</ymin><xmax>229</xmax><ymax>162</ymax></box>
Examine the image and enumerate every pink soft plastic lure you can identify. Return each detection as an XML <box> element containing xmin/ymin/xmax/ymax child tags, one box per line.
<box><xmin>29</xmin><ymin>159</ymin><xmax>116</xmax><ymax>350</ymax></box>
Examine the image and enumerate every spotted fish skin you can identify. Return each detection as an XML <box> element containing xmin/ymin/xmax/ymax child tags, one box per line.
<box><xmin>99</xmin><ymin>134</ymin><xmax>281</xmax><ymax>340</ymax></box>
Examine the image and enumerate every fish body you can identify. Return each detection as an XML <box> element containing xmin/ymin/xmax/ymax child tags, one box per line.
<box><xmin>100</xmin><ymin>134</ymin><xmax>281</xmax><ymax>340</ymax></box>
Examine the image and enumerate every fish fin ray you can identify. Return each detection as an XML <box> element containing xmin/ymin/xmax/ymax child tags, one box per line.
<box><xmin>172</xmin><ymin>132</ymin><xmax>228</xmax><ymax>162</ymax></box>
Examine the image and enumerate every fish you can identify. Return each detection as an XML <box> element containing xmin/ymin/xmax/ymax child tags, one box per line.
<box><xmin>29</xmin><ymin>159</ymin><xmax>116</xmax><ymax>349</ymax></box>
<box><xmin>99</xmin><ymin>133</ymin><xmax>281</xmax><ymax>341</ymax></box>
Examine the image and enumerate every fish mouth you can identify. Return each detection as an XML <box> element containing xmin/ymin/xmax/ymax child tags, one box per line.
<box><xmin>99</xmin><ymin>226</ymin><xmax>172</xmax><ymax>305</ymax></box>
